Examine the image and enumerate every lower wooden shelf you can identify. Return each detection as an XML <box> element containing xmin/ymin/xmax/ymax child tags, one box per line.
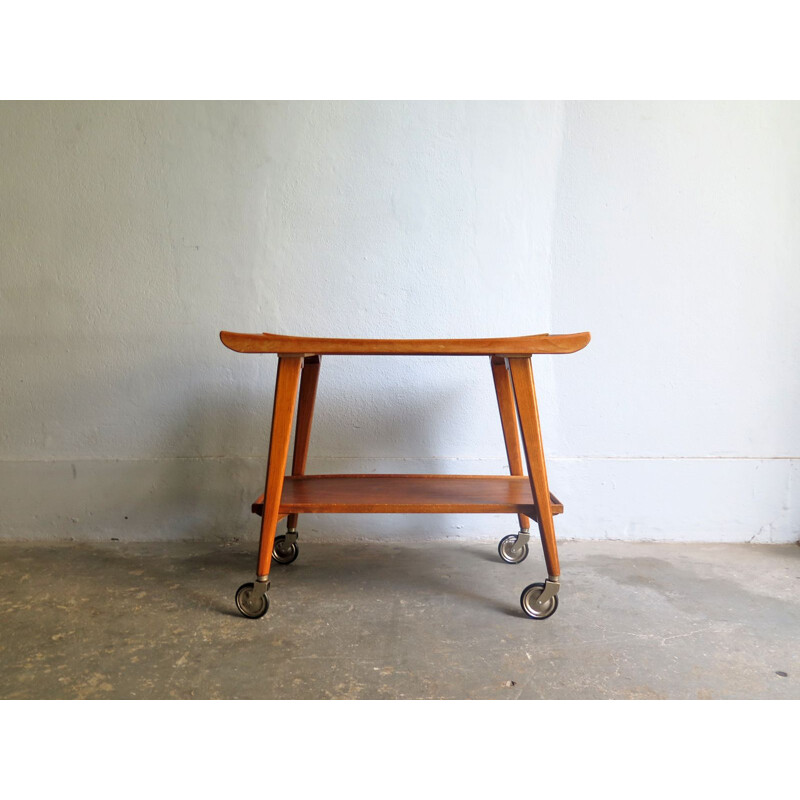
<box><xmin>251</xmin><ymin>474</ymin><xmax>562</xmax><ymax>517</ymax></box>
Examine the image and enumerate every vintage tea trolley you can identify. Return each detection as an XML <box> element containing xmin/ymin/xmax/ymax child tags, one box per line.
<box><xmin>220</xmin><ymin>330</ymin><xmax>590</xmax><ymax>620</ymax></box>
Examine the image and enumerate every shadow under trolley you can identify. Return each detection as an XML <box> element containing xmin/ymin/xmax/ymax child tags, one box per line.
<box><xmin>220</xmin><ymin>330</ymin><xmax>590</xmax><ymax>620</ymax></box>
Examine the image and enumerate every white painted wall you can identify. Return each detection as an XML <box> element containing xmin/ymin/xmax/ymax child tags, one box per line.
<box><xmin>1</xmin><ymin>101</ymin><xmax>798</xmax><ymax>543</ymax></box>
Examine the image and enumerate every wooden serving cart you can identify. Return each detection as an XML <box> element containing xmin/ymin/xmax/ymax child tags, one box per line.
<box><xmin>220</xmin><ymin>330</ymin><xmax>590</xmax><ymax>620</ymax></box>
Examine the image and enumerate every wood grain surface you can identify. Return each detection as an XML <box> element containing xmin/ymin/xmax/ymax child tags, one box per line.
<box><xmin>251</xmin><ymin>474</ymin><xmax>563</xmax><ymax>516</ymax></box>
<box><xmin>220</xmin><ymin>330</ymin><xmax>590</xmax><ymax>356</ymax></box>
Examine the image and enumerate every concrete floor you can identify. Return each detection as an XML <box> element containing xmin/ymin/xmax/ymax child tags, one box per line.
<box><xmin>1</xmin><ymin>537</ymin><xmax>798</xmax><ymax>699</ymax></box>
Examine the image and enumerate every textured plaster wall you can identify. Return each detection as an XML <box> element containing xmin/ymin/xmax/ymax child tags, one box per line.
<box><xmin>1</xmin><ymin>101</ymin><xmax>798</xmax><ymax>542</ymax></box>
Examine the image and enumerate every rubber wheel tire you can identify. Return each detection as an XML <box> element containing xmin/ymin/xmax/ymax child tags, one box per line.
<box><xmin>235</xmin><ymin>582</ymin><xmax>270</xmax><ymax>619</ymax></box>
<box><xmin>498</xmin><ymin>533</ymin><xmax>529</xmax><ymax>564</ymax></box>
<box><xmin>520</xmin><ymin>582</ymin><xmax>559</xmax><ymax>620</ymax></box>
<box><xmin>272</xmin><ymin>535</ymin><xmax>299</xmax><ymax>565</ymax></box>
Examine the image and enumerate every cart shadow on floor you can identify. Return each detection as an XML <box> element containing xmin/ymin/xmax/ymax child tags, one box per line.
<box><xmin>69</xmin><ymin>538</ymin><xmax>525</xmax><ymax>620</ymax></box>
<box><xmin>213</xmin><ymin>540</ymin><xmax>522</xmax><ymax>619</ymax></box>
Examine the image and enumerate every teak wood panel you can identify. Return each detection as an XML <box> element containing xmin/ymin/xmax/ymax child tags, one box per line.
<box><xmin>286</xmin><ymin>355</ymin><xmax>321</xmax><ymax>530</ymax></box>
<box><xmin>509</xmin><ymin>357</ymin><xmax>560</xmax><ymax>577</ymax></box>
<box><xmin>256</xmin><ymin>356</ymin><xmax>302</xmax><ymax>577</ymax></box>
<box><xmin>220</xmin><ymin>330</ymin><xmax>590</xmax><ymax>356</ymax></box>
<box><xmin>251</xmin><ymin>475</ymin><xmax>564</xmax><ymax>516</ymax></box>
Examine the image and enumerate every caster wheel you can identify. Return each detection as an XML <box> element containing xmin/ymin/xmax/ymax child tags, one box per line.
<box><xmin>498</xmin><ymin>533</ymin><xmax>529</xmax><ymax>564</ymax></box>
<box><xmin>520</xmin><ymin>582</ymin><xmax>559</xmax><ymax>620</ymax></box>
<box><xmin>235</xmin><ymin>582</ymin><xmax>270</xmax><ymax>619</ymax></box>
<box><xmin>272</xmin><ymin>535</ymin><xmax>299</xmax><ymax>565</ymax></box>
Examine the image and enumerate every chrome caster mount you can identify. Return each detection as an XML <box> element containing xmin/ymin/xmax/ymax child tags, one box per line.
<box><xmin>235</xmin><ymin>577</ymin><xmax>270</xmax><ymax>619</ymax></box>
<box><xmin>498</xmin><ymin>529</ymin><xmax>530</xmax><ymax>564</ymax></box>
<box><xmin>236</xmin><ymin>529</ymin><xmax>299</xmax><ymax>618</ymax></box>
<box><xmin>520</xmin><ymin>577</ymin><xmax>560</xmax><ymax>620</ymax></box>
<box><xmin>272</xmin><ymin>530</ymin><xmax>299</xmax><ymax>565</ymax></box>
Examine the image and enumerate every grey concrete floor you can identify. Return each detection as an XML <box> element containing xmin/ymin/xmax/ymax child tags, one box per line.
<box><xmin>1</xmin><ymin>538</ymin><xmax>798</xmax><ymax>699</ymax></box>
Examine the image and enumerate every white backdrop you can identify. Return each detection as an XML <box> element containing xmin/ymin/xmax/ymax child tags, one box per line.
<box><xmin>1</xmin><ymin>101</ymin><xmax>798</xmax><ymax>542</ymax></box>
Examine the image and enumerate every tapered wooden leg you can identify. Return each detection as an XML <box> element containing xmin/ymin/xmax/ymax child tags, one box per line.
<box><xmin>256</xmin><ymin>356</ymin><xmax>303</xmax><ymax>578</ymax></box>
<box><xmin>508</xmin><ymin>357</ymin><xmax>560</xmax><ymax>578</ymax></box>
<box><xmin>490</xmin><ymin>356</ymin><xmax>532</xmax><ymax>532</ymax></box>
<box><xmin>286</xmin><ymin>356</ymin><xmax>321</xmax><ymax>532</ymax></box>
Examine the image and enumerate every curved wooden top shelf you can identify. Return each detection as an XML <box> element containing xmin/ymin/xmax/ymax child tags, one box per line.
<box><xmin>220</xmin><ymin>330</ymin><xmax>590</xmax><ymax>356</ymax></box>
